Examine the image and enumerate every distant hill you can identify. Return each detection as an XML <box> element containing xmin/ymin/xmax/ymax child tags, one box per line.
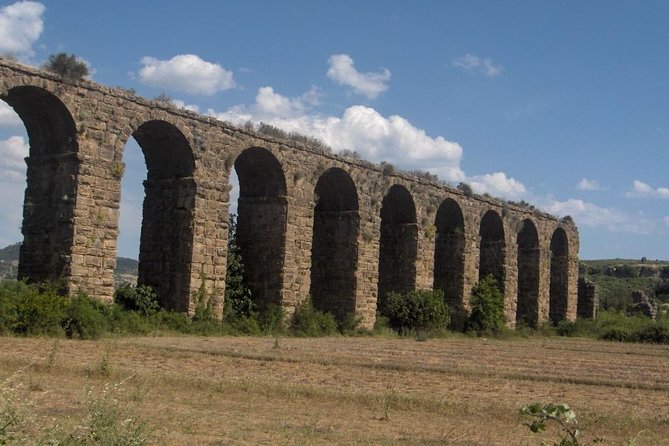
<box><xmin>0</xmin><ymin>242</ymin><xmax>138</xmax><ymax>287</ymax></box>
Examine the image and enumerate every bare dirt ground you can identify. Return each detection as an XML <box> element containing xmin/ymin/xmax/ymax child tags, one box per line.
<box><xmin>1</xmin><ymin>334</ymin><xmax>668</xmax><ymax>445</ymax></box>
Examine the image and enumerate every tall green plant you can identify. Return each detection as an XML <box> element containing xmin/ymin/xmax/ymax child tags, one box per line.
<box><xmin>224</xmin><ymin>214</ymin><xmax>254</xmax><ymax>318</ymax></box>
<box><xmin>466</xmin><ymin>275</ymin><xmax>505</xmax><ymax>334</ymax></box>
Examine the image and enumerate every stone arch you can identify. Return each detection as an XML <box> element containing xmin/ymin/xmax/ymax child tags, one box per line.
<box><xmin>433</xmin><ymin>198</ymin><xmax>466</xmax><ymax>311</ymax></box>
<box><xmin>516</xmin><ymin>219</ymin><xmax>540</xmax><ymax>327</ymax></box>
<box><xmin>232</xmin><ymin>147</ymin><xmax>288</xmax><ymax>309</ymax></box>
<box><xmin>549</xmin><ymin>227</ymin><xmax>570</xmax><ymax>324</ymax></box>
<box><xmin>310</xmin><ymin>167</ymin><xmax>360</xmax><ymax>322</ymax></box>
<box><xmin>377</xmin><ymin>184</ymin><xmax>417</xmax><ymax>310</ymax></box>
<box><xmin>123</xmin><ymin>119</ymin><xmax>196</xmax><ymax>311</ymax></box>
<box><xmin>479</xmin><ymin>210</ymin><xmax>505</xmax><ymax>291</ymax></box>
<box><xmin>0</xmin><ymin>86</ymin><xmax>79</xmax><ymax>285</ymax></box>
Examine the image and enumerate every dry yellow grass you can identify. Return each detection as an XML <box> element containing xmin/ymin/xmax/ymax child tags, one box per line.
<box><xmin>1</xmin><ymin>335</ymin><xmax>668</xmax><ymax>445</ymax></box>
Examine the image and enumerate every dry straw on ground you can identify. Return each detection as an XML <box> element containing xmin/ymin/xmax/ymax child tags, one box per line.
<box><xmin>0</xmin><ymin>335</ymin><xmax>667</xmax><ymax>445</ymax></box>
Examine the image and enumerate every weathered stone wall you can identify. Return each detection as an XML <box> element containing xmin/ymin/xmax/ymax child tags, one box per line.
<box><xmin>577</xmin><ymin>278</ymin><xmax>598</xmax><ymax>319</ymax></box>
<box><xmin>0</xmin><ymin>59</ymin><xmax>581</xmax><ymax>329</ymax></box>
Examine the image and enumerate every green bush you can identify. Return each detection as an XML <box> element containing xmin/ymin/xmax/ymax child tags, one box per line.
<box><xmin>62</xmin><ymin>295</ymin><xmax>109</xmax><ymax>339</ymax></box>
<box><xmin>290</xmin><ymin>298</ymin><xmax>338</xmax><ymax>337</ymax></box>
<box><xmin>256</xmin><ymin>304</ymin><xmax>285</xmax><ymax>334</ymax></box>
<box><xmin>42</xmin><ymin>53</ymin><xmax>89</xmax><ymax>81</ymax></box>
<box><xmin>13</xmin><ymin>285</ymin><xmax>68</xmax><ymax>336</ymax></box>
<box><xmin>113</xmin><ymin>284</ymin><xmax>160</xmax><ymax>316</ymax></box>
<box><xmin>382</xmin><ymin>289</ymin><xmax>450</xmax><ymax>334</ymax></box>
<box><xmin>466</xmin><ymin>275</ymin><xmax>505</xmax><ymax>335</ymax></box>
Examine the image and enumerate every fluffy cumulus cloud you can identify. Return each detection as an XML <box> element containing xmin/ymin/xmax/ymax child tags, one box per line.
<box><xmin>0</xmin><ymin>1</ymin><xmax>44</xmax><ymax>58</ymax></box>
<box><xmin>467</xmin><ymin>172</ymin><xmax>527</xmax><ymax>200</ymax></box>
<box><xmin>625</xmin><ymin>180</ymin><xmax>669</xmax><ymax>199</ymax></box>
<box><xmin>138</xmin><ymin>54</ymin><xmax>235</xmax><ymax>95</ymax></box>
<box><xmin>0</xmin><ymin>135</ymin><xmax>28</xmax><ymax>182</ymax></box>
<box><xmin>210</xmin><ymin>86</ymin><xmax>464</xmax><ymax>181</ymax></box>
<box><xmin>541</xmin><ymin>198</ymin><xmax>655</xmax><ymax>234</ymax></box>
<box><xmin>453</xmin><ymin>54</ymin><xmax>503</xmax><ymax>77</ymax></box>
<box><xmin>326</xmin><ymin>54</ymin><xmax>391</xmax><ymax>99</ymax></box>
<box><xmin>576</xmin><ymin>178</ymin><xmax>604</xmax><ymax>191</ymax></box>
<box><xmin>0</xmin><ymin>102</ymin><xmax>22</xmax><ymax>127</ymax></box>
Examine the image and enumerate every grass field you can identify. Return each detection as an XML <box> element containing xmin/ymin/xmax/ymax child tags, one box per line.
<box><xmin>1</xmin><ymin>335</ymin><xmax>668</xmax><ymax>445</ymax></box>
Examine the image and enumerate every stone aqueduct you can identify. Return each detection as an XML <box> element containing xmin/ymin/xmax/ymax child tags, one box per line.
<box><xmin>0</xmin><ymin>59</ymin><xmax>579</xmax><ymax>329</ymax></box>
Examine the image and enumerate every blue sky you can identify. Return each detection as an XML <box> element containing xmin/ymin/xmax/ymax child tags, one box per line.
<box><xmin>0</xmin><ymin>0</ymin><xmax>668</xmax><ymax>260</ymax></box>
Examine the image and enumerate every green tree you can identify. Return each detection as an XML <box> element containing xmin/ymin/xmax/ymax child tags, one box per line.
<box><xmin>224</xmin><ymin>214</ymin><xmax>254</xmax><ymax>317</ymax></box>
<box><xmin>382</xmin><ymin>289</ymin><xmax>451</xmax><ymax>334</ymax></box>
<box><xmin>42</xmin><ymin>53</ymin><xmax>89</xmax><ymax>81</ymax></box>
<box><xmin>466</xmin><ymin>275</ymin><xmax>505</xmax><ymax>334</ymax></box>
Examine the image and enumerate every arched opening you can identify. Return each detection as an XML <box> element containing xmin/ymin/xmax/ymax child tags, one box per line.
<box><xmin>516</xmin><ymin>219</ymin><xmax>540</xmax><ymax>327</ymax></box>
<box><xmin>120</xmin><ymin>120</ymin><xmax>196</xmax><ymax>311</ymax></box>
<box><xmin>433</xmin><ymin>198</ymin><xmax>465</xmax><ymax>311</ymax></box>
<box><xmin>377</xmin><ymin>185</ymin><xmax>417</xmax><ymax>311</ymax></box>
<box><xmin>0</xmin><ymin>86</ymin><xmax>79</xmax><ymax>285</ymax></box>
<box><xmin>549</xmin><ymin>228</ymin><xmax>569</xmax><ymax>324</ymax></box>
<box><xmin>233</xmin><ymin>147</ymin><xmax>287</xmax><ymax>309</ymax></box>
<box><xmin>310</xmin><ymin>168</ymin><xmax>359</xmax><ymax>322</ymax></box>
<box><xmin>479</xmin><ymin>210</ymin><xmax>505</xmax><ymax>292</ymax></box>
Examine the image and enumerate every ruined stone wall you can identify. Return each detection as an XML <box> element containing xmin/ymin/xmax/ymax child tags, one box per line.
<box><xmin>0</xmin><ymin>59</ymin><xmax>580</xmax><ymax>329</ymax></box>
<box><xmin>577</xmin><ymin>278</ymin><xmax>598</xmax><ymax>319</ymax></box>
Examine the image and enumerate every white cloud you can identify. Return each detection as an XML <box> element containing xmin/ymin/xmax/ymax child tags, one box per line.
<box><xmin>210</xmin><ymin>86</ymin><xmax>464</xmax><ymax>182</ymax></box>
<box><xmin>0</xmin><ymin>101</ymin><xmax>22</xmax><ymax>127</ymax></box>
<box><xmin>170</xmin><ymin>99</ymin><xmax>199</xmax><ymax>113</ymax></box>
<box><xmin>326</xmin><ymin>54</ymin><xmax>391</xmax><ymax>99</ymax></box>
<box><xmin>0</xmin><ymin>1</ymin><xmax>44</xmax><ymax>59</ymax></box>
<box><xmin>467</xmin><ymin>172</ymin><xmax>527</xmax><ymax>200</ymax></box>
<box><xmin>541</xmin><ymin>198</ymin><xmax>655</xmax><ymax>234</ymax></box>
<box><xmin>138</xmin><ymin>54</ymin><xmax>235</xmax><ymax>95</ymax></box>
<box><xmin>576</xmin><ymin>178</ymin><xmax>604</xmax><ymax>191</ymax></box>
<box><xmin>664</xmin><ymin>216</ymin><xmax>669</xmax><ymax>227</ymax></box>
<box><xmin>0</xmin><ymin>135</ymin><xmax>28</xmax><ymax>182</ymax></box>
<box><xmin>625</xmin><ymin>180</ymin><xmax>669</xmax><ymax>199</ymax></box>
<box><xmin>453</xmin><ymin>54</ymin><xmax>503</xmax><ymax>77</ymax></box>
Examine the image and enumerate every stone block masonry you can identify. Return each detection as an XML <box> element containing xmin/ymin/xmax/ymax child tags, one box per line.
<box><xmin>0</xmin><ymin>59</ymin><xmax>580</xmax><ymax>329</ymax></box>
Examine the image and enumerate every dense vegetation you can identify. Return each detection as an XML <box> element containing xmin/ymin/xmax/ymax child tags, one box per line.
<box><xmin>579</xmin><ymin>258</ymin><xmax>669</xmax><ymax>310</ymax></box>
<box><xmin>1</xmin><ymin>238</ymin><xmax>667</xmax><ymax>343</ymax></box>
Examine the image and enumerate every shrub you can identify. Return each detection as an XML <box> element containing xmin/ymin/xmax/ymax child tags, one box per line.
<box><xmin>290</xmin><ymin>298</ymin><xmax>338</xmax><ymax>337</ymax></box>
<box><xmin>62</xmin><ymin>295</ymin><xmax>109</xmax><ymax>339</ymax></box>
<box><xmin>114</xmin><ymin>284</ymin><xmax>160</xmax><ymax>316</ymax></box>
<box><xmin>42</xmin><ymin>53</ymin><xmax>89</xmax><ymax>80</ymax></box>
<box><xmin>13</xmin><ymin>285</ymin><xmax>67</xmax><ymax>336</ymax></box>
<box><xmin>466</xmin><ymin>275</ymin><xmax>505</xmax><ymax>335</ymax></box>
<box><xmin>633</xmin><ymin>322</ymin><xmax>669</xmax><ymax>343</ymax></box>
<box><xmin>382</xmin><ymin>289</ymin><xmax>450</xmax><ymax>334</ymax></box>
<box><xmin>256</xmin><ymin>304</ymin><xmax>285</xmax><ymax>334</ymax></box>
<box><xmin>456</xmin><ymin>182</ymin><xmax>473</xmax><ymax>196</ymax></box>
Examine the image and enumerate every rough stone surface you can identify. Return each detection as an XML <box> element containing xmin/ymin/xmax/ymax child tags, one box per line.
<box><xmin>577</xmin><ymin>277</ymin><xmax>598</xmax><ymax>319</ymax></box>
<box><xmin>0</xmin><ymin>59</ymin><xmax>581</xmax><ymax>329</ymax></box>
<box><xmin>627</xmin><ymin>290</ymin><xmax>658</xmax><ymax>320</ymax></box>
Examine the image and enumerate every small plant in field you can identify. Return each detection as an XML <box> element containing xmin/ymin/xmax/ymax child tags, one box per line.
<box><xmin>46</xmin><ymin>340</ymin><xmax>59</xmax><ymax>370</ymax></box>
<box><xmin>379</xmin><ymin>388</ymin><xmax>398</xmax><ymax>421</ymax></box>
<box><xmin>42</xmin><ymin>53</ymin><xmax>89</xmax><ymax>80</ymax></box>
<box><xmin>466</xmin><ymin>275</ymin><xmax>505</xmax><ymax>335</ymax></box>
<box><xmin>94</xmin><ymin>345</ymin><xmax>113</xmax><ymax>378</ymax></box>
<box><xmin>0</xmin><ymin>377</ymin><xmax>23</xmax><ymax>444</ymax></box>
<box><xmin>520</xmin><ymin>403</ymin><xmax>597</xmax><ymax>446</ymax></box>
<box><xmin>62</xmin><ymin>377</ymin><xmax>150</xmax><ymax>445</ymax></box>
